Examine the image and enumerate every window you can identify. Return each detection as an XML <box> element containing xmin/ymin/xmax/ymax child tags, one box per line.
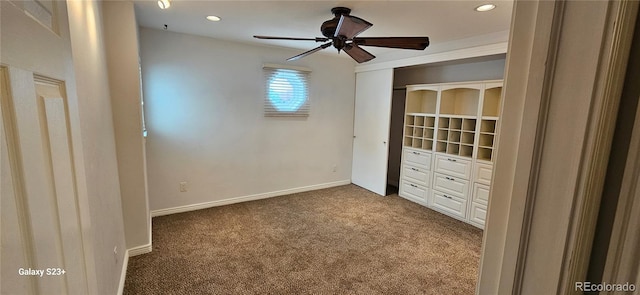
<box><xmin>263</xmin><ymin>64</ymin><xmax>311</xmax><ymax>117</ymax></box>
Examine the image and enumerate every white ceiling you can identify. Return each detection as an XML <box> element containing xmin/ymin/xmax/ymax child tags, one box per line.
<box><xmin>134</xmin><ymin>0</ymin><xmax>513</xmax><ymax>62</ymax></box>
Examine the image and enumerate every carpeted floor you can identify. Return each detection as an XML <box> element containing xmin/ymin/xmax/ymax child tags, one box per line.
<box><xmin>124</xmin><ymin>184</ymin><xmax>483</xmax><ymax>294</ymax></box>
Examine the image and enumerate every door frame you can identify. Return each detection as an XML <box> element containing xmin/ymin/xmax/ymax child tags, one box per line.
<box><xmin>478</xmin><ymin>0</ymin><xmax>639</xmax><ymax>293</ymax></box>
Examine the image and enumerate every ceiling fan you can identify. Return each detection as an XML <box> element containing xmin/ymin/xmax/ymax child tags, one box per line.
<box><xmin>254</xmin><ymin>7</ymin><xmax>430</xmax><ymax>63</ymax></box>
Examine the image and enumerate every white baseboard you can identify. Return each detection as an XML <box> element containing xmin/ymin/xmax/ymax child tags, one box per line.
<box><xmin>117</xmin><ymin>249</ymin><xmax>130</xmax><ymax>295</ymax></box>
<box><xmin>128</xmin><ymin>243</ymin><xmax>152</xmax><ymax>257</ymax></box>
<box><xmin>151</xmin><ymin>180</ymin><xmax>351</xmax><ymax>217</ymax></box>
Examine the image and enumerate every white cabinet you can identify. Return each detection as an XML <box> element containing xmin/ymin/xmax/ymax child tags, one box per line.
<box><xmin>403</xmin><ymin>148</ymin><xmax>432</xmax><ymax>168</ymax></box>
<box><xmin>398</xmin><ymin>80</ymin><xmax>502</xmax><ymax>228</ymax></box>
<box><xmin>403</xmin><ymin>165</ymin><xmax>430</xmax><ymax>187</ymax></box>
<box><xmin>472</xmin><ymin>183</ymin><xmax>490</xmax><ymax>205</ymax></box>
<box><xmin>473</xmin><ymin>163</ymin><xmax>493</xmax><ymax>186</ymax></box>
<box><xmin>432</xmin><ymin>172</ymin><xmax>469</xmax><ymax>199</ymax></box>
<box><xmin>399</xmin><ymin>147</ymin><xmax>432</xmax><ymax>205</ymax></box>
<box><xmin>432</xmin><ymin>191</ymin><xmax>467</xmax><ymax>219</ymax></box>
<box><xmin>399</xmin><ymin>179</ymin><xmax>429</xmax><ymax>203</ymax></box>
<box><xmin>469</xmin><ymin>202</ymin><xmax>487</xmax><ymax>226</ymax></box>
<box><xmin>434</xmin><ymin>154</ymin><xmax>472</xmax><ymax>179</ymax></box>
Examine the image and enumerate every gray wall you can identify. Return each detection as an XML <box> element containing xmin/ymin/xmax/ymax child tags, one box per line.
<box><xmin>140</xmin><ymin>28</ymin><xmax>357</xmax><ymax>212</ymax></box>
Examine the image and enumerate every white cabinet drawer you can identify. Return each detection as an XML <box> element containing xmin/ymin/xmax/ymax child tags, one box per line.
<box><xmin>400</xmin><ymin>180</ymin><xmax>428</xmax><ymax>201</ymax></box>
<box><xmin>434</xmin><ymin>154</ymin><xmax>471</xmax><ymax>179</ymax></box>
<box><xmin>432</xmin><ymin>173</ymin><xmax>469</xmax><ymax>199</ymax></box>
<box><xmin>469</xmin><ymin>202</ymin><xmax>487</xmax><ymax>227</ymax></box>
<box><xmin>432</xmin><ymin>190</ymin><xmax>467</xmax><ymax>219</ymax></box>
<box><xmin>403</xmin><ymin>148</ymin><xmax>432</xmax><ymax>169</ymax></box>
<box><xmin>472</xmin><ymin>183</ymin><xmax>490</xmax><ymax>205</ymax></box>
<box><xmin>473</xmin><ymin>162</ymin><xmax>493</xmax><ymax>186</ymax></box>
<box><xmin>403</xmin><ymin>165</ymin><xmax>430</xmax><ymax>187</ymax></box>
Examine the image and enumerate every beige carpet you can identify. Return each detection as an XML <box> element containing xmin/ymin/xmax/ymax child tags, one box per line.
<box><xmin>124</xmin><ymin>185</ymin><xmax>483</xmax><ymax>294</ymax></box>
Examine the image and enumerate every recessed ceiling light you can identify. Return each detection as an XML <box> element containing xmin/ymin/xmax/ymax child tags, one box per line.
<box><xmin>475</xmin><ymin>4</ymin><xmax>496</xmax><ymax>12</ymax></box>
<box><xmin>157</xmin><ymin>0</ymin><xmax>170</xmax><ymax>9</ymax></box>
<box><xmin>206</xmin><ymin>15</ymin><xmax>221</xmax><ymax>22</ymax></box>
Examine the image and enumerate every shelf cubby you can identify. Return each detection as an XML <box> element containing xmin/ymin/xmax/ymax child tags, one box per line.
<box><xmin>480</xmin><ymin>120</ymin><xmax>497</xmax><ymax>134</ymax></box>
<box><xmin>424</xmin><ymin>128</ymin><xmax>434</xmax><ymax>138</ymax></box>
<box><xmin>404</xmin><ymin>137</ymin><xmax>413</xmax><ymax>146</ymax></box>
<box><xmin>405</xmin><ymin>126</ymin><xmax>414</xmax><ymax>135</ymax></box>
<box><xmin>478</xmin><ymin>147</ymin><xmax>493</xmax><ymax>161</ymax></box>
<box><xmin>460</xmin><ymin>145</ymin><xmax>473</xmax><ymax>157</ymax></box>
<box><xmin>461</xmin><ymin>132</ymin><xmax>475</xmax><ymax>145</ymax></box>
<box><xmin>413</xmin><ymin>127</ymin><xmax>423</xmax><ymax>137</ymax></box>
<box><xmin>479</xmin><ymin>134</ymin><xmax>494</xmax><ymax>147</ymax></box>
<box><xmin>422</xmin><ymin>139</ymin><xmax>433</xmax><ymax>150</ymax></box>
<box><xmin>449</xmin><ymin>131</ymin><xmax>461</xmax><ymax>142</ymax></box>
<box><xmin>406</xmin><ymin>89</ymin><xmax>438</xmax><ymax>114</ymax></box>
<box><xmin>438</xmin><ymin>117</ymin><xmax>450</xmax><ymax>129</ymax></box>
<box><xmin>483</xmin><ymin>87</ymin><xmax>503</xmax><ymax>117</ymax></box>
<box><xmin>447</xmin><ymin>143</ymin><xmax>460</xmax><ymax>155</ymax></box>
<box><xmin>462</xmin><ymin>119</ymin><xmax>477</xmax><ymax>132</ymax></box>
<box><xmin>405</xmin><ymin>115</ymin><xmax>415</xmax><ymax>126</ymax></box>
<box><xmin>436</xmin><ymin>141</ymin><xmax>447</xmax><ymax>153</ymax></box>
<box><xmin>439</xmin><ymin>87</ymin><xmax>480</xmax><ymax>116</ymax></box>
<box><xmin>438</xmin><ymin>129</ymin><xmax>449</xmax><ymax>141</ymax></box>
<box><xmin>412</xmin><ymin>138</ymin><xmax>422</xmax><ymax>148</ymax></box>
<box><xmin>450</xmin><ymin>118</ymin><xmax>462</xmax><ymax>130</ymax></box>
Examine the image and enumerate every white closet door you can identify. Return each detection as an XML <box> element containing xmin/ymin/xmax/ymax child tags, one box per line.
<box><xmin>351</xmin><ymin>69</ymin><xmax>394</xmax><ymax>196</ymax></box>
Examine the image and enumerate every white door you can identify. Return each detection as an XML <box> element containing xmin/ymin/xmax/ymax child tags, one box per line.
<box><xmin>1</xmin><ymin>1</ymin><xmax>93</xmax><ymax>294</ymax></box>
<box><xmin>351</xmin><ymin>69</ymin><xmax>394</xmax><ymax>195</ymax></box>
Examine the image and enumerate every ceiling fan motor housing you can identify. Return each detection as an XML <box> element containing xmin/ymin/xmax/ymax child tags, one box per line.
<box><xmin>320</xmin><ymin>7</ymin><xmax>351</xmax><ymax>38</ymax></box>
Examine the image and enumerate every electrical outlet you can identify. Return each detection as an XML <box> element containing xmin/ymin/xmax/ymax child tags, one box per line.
<box><xmin>332</xmin><ymin>165</ymin><xmax>337</xmax><ymax>172</ymax></box>
<box><xmin>113</xmin><ymin>246</ymin><xmax>118</xmax><ymax>264</ymax></box>
<box><xmin>179</xmin><ymin>181</ymin><xmax>187</xmax><ymax>192</ymax></box>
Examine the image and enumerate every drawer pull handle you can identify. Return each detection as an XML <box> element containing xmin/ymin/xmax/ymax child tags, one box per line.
<box><xmin>447</xmin><ymin>158</ymin><xmax>457</xmax><ymax>162</ymax></box>
<box><xmin>410</xmin><ymin>184</ymin><xmax>418</xmax><ymax>188</ymax></box>
<box><xmin>443</xmin><ymin>194</ymin><xmax>452</xmax><ymax>199</ymax></box>
<box><xmin>412</xmin><ymin>151</ymin><xmax>420</xmax><ymax>155</ymax></box>
<box><xmin>445</xmin><ymin>176</ymin><xmax>455</xmax><ymax>181</ymax></box>
<box><xmin>411</xmin><ymin>168</ymin><xmax>419</xmax><ymax>171</ymax></box>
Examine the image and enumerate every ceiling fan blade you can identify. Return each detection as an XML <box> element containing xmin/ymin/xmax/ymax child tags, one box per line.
<box><xmin>344</xmin><ymin>44</ymin><xmax>376</xmax><ymax>63</ymax></box>
<box><xmin>287</xmin><ymin>42</ymin><xmax>333</xmax><ymax>61</ymax></box>
<box><xmin>254</xmin><ymin>35</ymin><xmax>329</xmax><ymax>42</ymax></box>
<box><xmin>334</xmin><ymin>15</ymin><xmax>372</xmax><ymax>39</ymax></box>
<box><xmin>353</xmin><ymin>37</ymin><xmax>430</xmax><ymax>50</ymax></box>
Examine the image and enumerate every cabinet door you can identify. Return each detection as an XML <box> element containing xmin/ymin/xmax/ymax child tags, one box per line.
<box><xmin>469</xmin><ymin>202</ymin><xmax>487</xmax><ymax>227</ymax></box>
<box><xmin>400</xmin><ymin>179</ymin><xmax>428</xmax><ymax>203</ymax></box>
<box><xmin>472</xmin><ymin>183</ymin><xmax>490</xmax><ymax>205</ymax></box>
<box><xmin>403</xmin><ymin>148</ymin><xmax>432</xmax><ymax>169</ymax></box>
<box><xmin>432</xmin><ymin>190</ymin><xmax>467</xmax><ymax>219</ymax></box>
<box><xmin>403</xmin><ymin>165</ymin><xmax>430</xmax><ymax>187</ymax></box>
<box><xmin>434</xmin><ymin>154</ymin><xmax>472</xmax><ymax>179</ymax></box>
<box><xmin>473</xmin><ymin>162</ymin><xmax>493</xmax><ymax>186</ymax></box>
<box><xmin>433</xmin><ymin>172</ymin><xmax>470</xmax><ymax>199</ymax></box>
<box><xmin>351</xmin><ymin>69</ymin><xmax>394</xmax><ymax>196</ymax></box>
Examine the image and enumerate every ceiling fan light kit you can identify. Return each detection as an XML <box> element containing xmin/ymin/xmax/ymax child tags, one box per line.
<box><xmin>254</xmin><ymin>7</ymin><xmax>430</xmax><ymax>63</ymax></box>
<box><xmin>157</xmin><ymin>0</ymin><xmax>170</xmax><ymax>10</ymax></box>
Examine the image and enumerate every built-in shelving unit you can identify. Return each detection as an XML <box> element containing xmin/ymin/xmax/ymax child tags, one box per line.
<box><xmin>399</xmin><ymin>80</ymin><xmax>503</xmax><ymax>229</ymax></box>
<box><xmin>404</xmin><ymin>115</ymin><xmax>435</xmax><ymax>150</ymax></box>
